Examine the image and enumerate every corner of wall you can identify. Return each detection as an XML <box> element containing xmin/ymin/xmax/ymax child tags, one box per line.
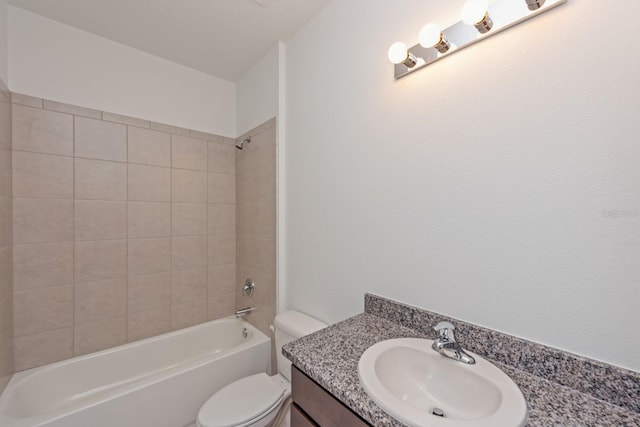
<box><xmin>0</xmin><ymin>75</ymin><xmax>14</xmax><ymax>393</ymax></box>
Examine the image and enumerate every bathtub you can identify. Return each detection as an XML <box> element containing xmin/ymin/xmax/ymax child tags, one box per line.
<box><xmin>0</xmin><ymin>317</ymin><xmax>271</xmax><ymax>427</ymax></box>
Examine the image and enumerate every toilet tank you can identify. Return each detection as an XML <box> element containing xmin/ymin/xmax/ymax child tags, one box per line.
<box><xmin>274</xmin><ymin>311</ymin><xmax>327</xmax><ymax>381</ymax></box>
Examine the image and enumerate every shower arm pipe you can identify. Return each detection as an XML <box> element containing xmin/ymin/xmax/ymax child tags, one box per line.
<box><xmin>235</xmin><ymin>136</ymin><xmax>252</xmax><ymax>150</ymax></box>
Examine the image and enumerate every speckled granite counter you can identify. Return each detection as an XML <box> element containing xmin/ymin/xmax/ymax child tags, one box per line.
<box><xmin>283</xmin><ymin>295</ymin><xmax>640</xmax><ymax>427</ymax></box>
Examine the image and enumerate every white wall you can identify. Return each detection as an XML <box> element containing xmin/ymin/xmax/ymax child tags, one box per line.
<box><xmin>0</xmin><ymin>0</ymin><xmax>8</xmax><ymax>84</ymax></box>
<box><xmin>8</xmin><ymin>7</ymin><xmax>236</xmax><ymax>136</ymax></box>
<box><xmin>284</xmin><ymin>0</ymin><xmax>640</xmax><ymax>371</ymax></box>
<box><xmin>236</xmin><ymin>44</ymin><xmax>280</xmax><ymax>137</ymax></box>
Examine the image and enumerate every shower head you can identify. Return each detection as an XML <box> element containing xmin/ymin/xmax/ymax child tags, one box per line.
<box><xmin>235</xmin><ymin>136</ymin><xmax>252</xmax><ymax>150</ymax></box>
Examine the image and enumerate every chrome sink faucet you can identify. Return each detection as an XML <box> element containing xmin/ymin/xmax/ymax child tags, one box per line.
<box><xmin>432</xmin><ymin>321</ymin><xmax>476</xmax><ymax>365</ymax></box>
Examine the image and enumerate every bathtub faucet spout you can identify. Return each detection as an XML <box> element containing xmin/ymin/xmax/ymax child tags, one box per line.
<box><xmin>235</xmin><ymin>307</ymin><xmax>256</xmax><ymax>318</ymax></box>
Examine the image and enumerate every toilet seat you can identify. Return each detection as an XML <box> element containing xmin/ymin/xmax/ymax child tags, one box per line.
<box><xmin>197</xmin><ymin>373</ymin><xmax>286</xmax><ymax>427</ymax></box>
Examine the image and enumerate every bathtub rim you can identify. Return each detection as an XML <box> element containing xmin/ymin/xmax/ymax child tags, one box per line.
<box><xmin>0</xmin><ymin>316</ymin><xmax>270</xmax><ymax>426</ymax></box>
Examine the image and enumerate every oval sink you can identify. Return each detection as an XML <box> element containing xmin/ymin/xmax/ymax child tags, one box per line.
<box><xmin>358</xmin><ymin>338</ymin><xmax>527</xmax><ymax>427</ymax></box>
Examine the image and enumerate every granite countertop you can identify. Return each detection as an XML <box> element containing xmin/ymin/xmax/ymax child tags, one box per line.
<box><xmin>283</xmin><ymin>312</ymin><xmax>640</xmax><ymax>427</ymax></box>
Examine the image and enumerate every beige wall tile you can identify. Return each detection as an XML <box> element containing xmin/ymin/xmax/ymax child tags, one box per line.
<box><xmin>0</xmin><ymin>149</ymin><xmax>10</xmax><ymax>198</ymax></box>
<box><xmin>13</xmin><ymin>242</ymin><xmax>74</xmax><ymax>290</ymax></box>
<box><xmin>150</xmin><ymin>121</ymin><xmax>189</xmax><ymax>136</ymax></box>
<box><xmin>75</xmin><ymin>158</ymin><xmax>127</xmax><ymax>201</ymax></box>
<box><xmin>208</xmin><ymin>204</ymin><xmax>236</xmax><ymax>235</ymax></box>
<box><xmin>0</xmin><ymin>101</ymin><xmax>9</xmax><ymax>149</ymax></box>
<box><xmin>102</xmin><ymin>112</ymin><xmax>149</xmax><ymax>128</ymax></box>
<box><xmin>13</xmin><ymin>198</ymin><xmax>73</xmax><ymax>244</ymax></box>
<box><xmin>208</xmin><ymin>173</ymin><xmax>235</xmax><ymax>204</ymax></box>
<box><xmin>0</xmin><ymin>197</ymin><xmax>11</xmax><ymax>248</ymax></box>
<box><xmin>172</xmin><ymin>169</ymin><xmax>207</xmax><ymax>203</ymax></box>
<box><xmin>128</xmin><ymin>272</ymin><xmax>170</xmax><ymax>314</ymax></box>
<box><xmin>208</xmin><ymin>234</ymin><xmax>236</xmax><ymax>267</ymax></box>
<box><xmin>11</xmin><ymin>93</ymin><xmax>43</xmax><ymax>108</ymax></box>
<box><xmin>42</xmin><ymin>100</ymin><xmax>101</xmax><ymax>119</ymax></box>
<box><xmin>75</xmin><ymin>240</ymin><xmax>127</xmax><ymax>283</ymax></box>
<box><xmin>172</xmin><ymin>203</ymin><xmax>207</xmax><ymax>236</ymax></box>
<box><xmin>237</xmin><ymin>236</ymin><xmax>275</xmax><ymax>276</ymax></box>
<box><xmin>171</xmin><ymin>267</ymin><xmax>206</xmax><ymax>305</ymax></box>
<box><xmin>128</xmin><ymin>201</ymin><xmax>170</xmax><ymax>238</ymax></box>
<box><xmin>14</xmin><ymin>327</ymin><xmax>73</xmax><ymax>371</ymax></box>
<box><xmin>236</xmin><ymin>173</ymin><xmax>254</xmax><ymax>202</ymax></box>
<box><xmin>12</xmin><ymin>151</ymin><xmax>73</xmax><ymax>199</ymax></box>
<box><xmin>128</xmin><ymin>127</ymin><xmax>171</xmax><ymax>167</ymax></box>
<box><xmin>128</xmin><ymin>164</ymin><xmax>171</xmax><ymax>202</ymax></box>
<box><xmin>172</xmin><ymin>236</ymin><xmax>207</xmax><ymax>270</ymax></box>
<box><xmin>207</xmin><ymin>264</ymin><xmax>236</xmax><ymax>297</ymax></box>
<box><xmin>75</xmin><ymin>117</ymin><xmax>127</xmax><ymax>162</ymax></box>
<box><xmin>190</xmin><ymin>129</ymin><xmax>224</xmax><ymax>142</ymax></box>
<box><xmin>0</xmin><ymin>248</ymin><xmax>11</xmax><ymax>301</ymax></box>
<box><xmin>75</xmin><ymin>200</ymin><xmax>127</xmax><ymax>241</ymax></box>
<box><xmin>12</xmin><ymin>105</ymin><xmax>73</xmax><ymax>155</ymax></box>
<box><xmin>0</xmin><ymin>330</ymin><xmax>13</xmax><ymax>379</ymax></box>
<box><xmin>208</xmin><ymin>141</ymin><xmax>235</xmax><ymax>174</ymax></box>
<box><xmin>128</xmin><ymin>237</ymin><xmax>171</xmax><ymax>276</ymax></box>
<box><xmin>75</xmin><ymin>278</ymin><xmax>127</xmax><ymax>324</ymax></box>
<box><xmin>127</xmin><ymin>309</ymin><xmax>170</xmax><ymax>342</ymax></box>
<box><xmin>13</xmin><ymin>285</ymin><xmax>73</xmax><ymax>336</ymax></box>
<box><xmin>254</xmin><ymin>173</ymin><xmax>276</xmax><ymax>203</ymax></box>
<box><xmin>171</xmin><ymin>135</ymin><xmax>207</xmax><ymax>171</ymax></box>
<box><xmin>74</xmin><ymin>316</ymin><xmax>126</xmax><ymax>356</ymax></box>
<box><xmin>171</xmin><ymin>300</ymin><xmax>206</xmax><ymax>330</ymax></box>
<box><xmin>207</xmin><ymin>264</ymin><xmax>235</xmax><ymax>321</ymax></box>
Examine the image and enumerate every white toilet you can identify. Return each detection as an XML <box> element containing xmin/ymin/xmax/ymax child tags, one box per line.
<box><xmin>197</xmin><ymin>311</ymin><xmax>327</xmax><ymax>427</ymax></box>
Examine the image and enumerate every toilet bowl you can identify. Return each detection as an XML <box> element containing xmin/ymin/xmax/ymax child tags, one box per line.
<box><xmin>197</xmin><ymin>311</ymin><xmax>326</xmax><ymax>427</ymax></box>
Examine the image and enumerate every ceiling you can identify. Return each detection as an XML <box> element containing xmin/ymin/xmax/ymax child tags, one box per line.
<box><xmin>7</xmin><ymin>0</ymin><xmax>330</xmax><ymax>82</ymax></box>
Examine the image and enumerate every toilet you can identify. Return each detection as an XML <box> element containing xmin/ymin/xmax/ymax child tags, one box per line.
<box><xmin>197</xmin><ymin>311</ymin><xmax>327</xmax><ymax>427</ymax></box>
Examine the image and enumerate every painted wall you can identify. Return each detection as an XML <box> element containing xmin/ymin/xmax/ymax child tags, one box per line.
<box><xmin>0</xmin><ymin>0</ymin><xmax>8</xmax><ymax>83</ymax></box>
<box><xmin>236</xmin><ymin>44</ymin><xmax>280</xmax><ymax>137</ymax></box>
<box><xmin>7</xmin><ymin>7</ymin><xmax>236</xmax><ymax>137</ymax></box>
<box><xmin>284</xmin><ymin>0</ymin><xmax>640</xmax><ymax>371</ymax></box>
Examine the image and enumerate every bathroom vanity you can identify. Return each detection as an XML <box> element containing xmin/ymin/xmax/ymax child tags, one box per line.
<box><xmin>284</xmin><ymin>294</ymin><xmax>640</xmax><ymax>427</ymax></box>
<box><xmin>291</xmin><ymin>366</ymin><xmax>369</xmax><ymax>426</ymax></box>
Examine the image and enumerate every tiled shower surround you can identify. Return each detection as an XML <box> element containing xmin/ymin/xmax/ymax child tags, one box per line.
<box><xmin>0</xmin><ymin>79</ymin><xmax>13</xmax><ymax>393</ymax></box>
<box><xmin>8</xmin><ymin>93</ymin><xmax>275</xmax><ymax>372</ymax></box>
<box><xmin>235</xmin><ymin>119</ymin><xmax>277</xmax><ymax>368</ymax></box>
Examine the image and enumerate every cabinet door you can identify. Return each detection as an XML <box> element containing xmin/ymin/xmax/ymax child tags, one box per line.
<box><xmin>291</xmin><ymin>366</ymin><xmax>371</xmax><ymax>427</ymax></box>
<box><xmin>291</xmin><ymin>404</ymin><xmax>318</xmax><ymax>427</ymax></box>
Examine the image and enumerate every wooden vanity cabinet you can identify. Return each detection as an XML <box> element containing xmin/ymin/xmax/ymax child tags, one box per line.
<box><xmin>291</xmin><ymin>366</ymin><xmax>371</xmax><ymax>427</ymax></box>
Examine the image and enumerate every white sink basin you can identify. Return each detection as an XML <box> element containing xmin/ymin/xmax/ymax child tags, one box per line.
<box><xmin>358</xmin><ymin>338</ymin><xmax>527</xmax><ymax>427</ymax></box>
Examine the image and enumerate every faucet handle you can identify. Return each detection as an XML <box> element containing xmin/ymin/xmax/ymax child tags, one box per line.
<box><xmin>433</xmin><ymin>321</ymin><xmax>456</xmax><ymax>342</ymax></box>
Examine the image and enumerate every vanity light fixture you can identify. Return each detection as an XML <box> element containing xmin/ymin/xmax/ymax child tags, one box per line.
<box><xmin>419</xmin><ymin>23</ymin><xmax>450</xmax><ymax>54</ymax></box>
<box><xmin>387</xmin><ymin>42</ymin><xmax>418</xmax><ymax>68</ymax></box>
<box><xmin>462</xmin><ymin>0</ymin><xmax>493</xmax><ymax>34</ymax></box>
<box><xmin>388</xmin><ymin>0</ymin><xmax>567</xmax><ymax>79</ymax></box>
<box><xmin>526</xmin><ymin>0</ymin><xmax>546</xmax><ymax>10</ymax></box>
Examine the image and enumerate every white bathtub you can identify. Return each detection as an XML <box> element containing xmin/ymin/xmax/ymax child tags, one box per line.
<box><xmin>0</xmin><ymin>317</ymin><xmax>271</xmax><ymax>427</ymax></box>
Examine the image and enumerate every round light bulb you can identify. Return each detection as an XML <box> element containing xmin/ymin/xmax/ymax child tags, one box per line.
<box><xmin>419</xmin><ymin>23</ymin><xmax>442</xmax><ymax>48</ymax></box>
<box><xmin>462</xmin><ymin>0</ymin><xmax>489</xmax><ymax>25</ymax></box>
<box><xmin>387</xmin><ymin>42</ymin><xmax>409</xmax><ymax>65</ymax></box>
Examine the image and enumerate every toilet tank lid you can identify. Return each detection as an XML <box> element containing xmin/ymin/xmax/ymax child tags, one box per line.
<box><xmin>274</xmin><ymin>311</ymin><xmax>327</xmax><ymax>338</ymax></box>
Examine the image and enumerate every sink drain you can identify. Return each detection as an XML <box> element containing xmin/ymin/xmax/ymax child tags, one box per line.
<box><xmin>432</xmin><ymin>408</ymin><xmax>445</xmax><ymax>417</ymax></box>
